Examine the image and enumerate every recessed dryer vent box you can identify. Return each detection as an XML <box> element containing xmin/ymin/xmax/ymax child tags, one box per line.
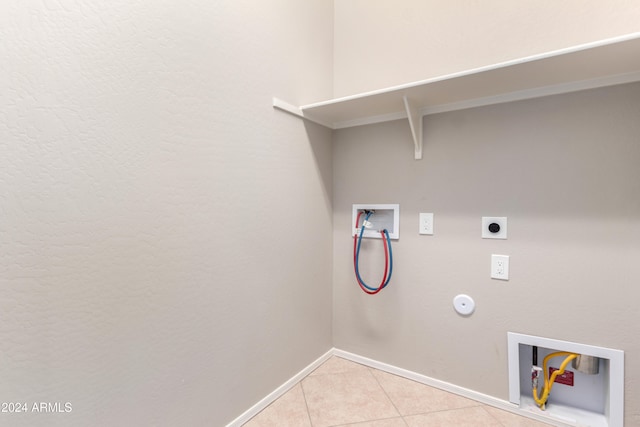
<box><xmin>352</xmin><ymin>204</ymin><xmax>399</xmax><ymax>239</ymax></box>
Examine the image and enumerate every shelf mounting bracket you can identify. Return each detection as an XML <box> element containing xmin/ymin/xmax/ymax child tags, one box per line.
<box><xmin>272</xmin><ymin>97</ymin><xmax>333</xmax><ymax>129</ymax></box>
<box><xmin>403</xmin><ymin>96</ymin><xmax>423</xmax><ymax>160</ymax></box>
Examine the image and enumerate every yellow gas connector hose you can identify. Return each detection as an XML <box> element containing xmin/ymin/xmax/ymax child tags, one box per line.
<box><xmin>533</xmin><ymin>351</ymin><xmax>578</xmax><ymax>410</ymax></box>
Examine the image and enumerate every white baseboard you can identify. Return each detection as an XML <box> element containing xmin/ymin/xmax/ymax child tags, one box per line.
<box><xmin>332</xmin><ymin>349</ymin><xmax>520</xmax><ymax>412</ymax></box>
<box><xmin>227</xmin><ymin>347</ymin><xmax>572</xmax><ymax>427</ymax></box>
<box><xmin>225</xmin><ymin>348</ymin><xmax>333</xmax><ymax>427</ymax></box>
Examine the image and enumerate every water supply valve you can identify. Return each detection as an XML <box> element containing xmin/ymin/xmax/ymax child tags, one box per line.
<box><xmin>531</xmin><ymin>365</ymin><xmax>542</xmax><ymax>390</ymax></box>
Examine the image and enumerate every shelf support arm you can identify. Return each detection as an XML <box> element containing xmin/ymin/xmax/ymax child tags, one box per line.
<box><xmin>403</xmin><ymin>96</ymin><xmax>423</xmax><ymax>160</ymax></box>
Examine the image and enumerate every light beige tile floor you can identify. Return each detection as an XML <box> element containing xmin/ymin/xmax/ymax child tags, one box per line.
<box><xmin>243</xmin><ymin>356</ymin><xmax>553</xmax><ymax>427</ymax></box>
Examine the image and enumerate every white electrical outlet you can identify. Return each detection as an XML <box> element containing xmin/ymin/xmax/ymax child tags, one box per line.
<box><xmin>491</xmin><ymin>254</ymin><xmax>509</xmax><ymax>280</ymax></box>
<box><xmin>419</xmin><ymin>213</ymin><xmax>434</xmax><ymax>235</ymax></box>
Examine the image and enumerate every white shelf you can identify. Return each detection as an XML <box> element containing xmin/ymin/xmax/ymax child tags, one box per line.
<box><xmin>274</xmin><ymin>33</ymin><xmax>640</xmax><ymax>159</ymax></box>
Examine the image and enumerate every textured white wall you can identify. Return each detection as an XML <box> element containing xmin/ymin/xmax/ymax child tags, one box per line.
<box><xmin>334</xmin><ymin>0</ymin><xmax>640</xmax><ymax>96</ymax></box>
<box><xmin>0</xmin><ymin>1</ymin><xmax>333</xmax><ymax>426</ymax></box>
<box><xmin>332</xmin><ymin>83</ymin><xmax>640</xmax><ymax>424</ymax></box>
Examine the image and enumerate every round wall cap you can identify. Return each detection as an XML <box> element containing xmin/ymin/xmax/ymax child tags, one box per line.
<box><xmin>453</xmin><ymin>294</ymin><xmax>475</xmax><ymax>315</ymax></box>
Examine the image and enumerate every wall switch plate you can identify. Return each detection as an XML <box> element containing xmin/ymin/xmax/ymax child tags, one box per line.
<box><xmin>491</xmin><ymin>254</ymin><xmax>509</xmax><ymax>280</ymax></box>
<box><xmin>482</xmin><ymin>217</ymin><xmax>507</xmax><ymax>239</ymax></box>
<box><xmin>419</xmin><ymin>213</ymin><xmax>434</xmax><ymax>235</ymax></box>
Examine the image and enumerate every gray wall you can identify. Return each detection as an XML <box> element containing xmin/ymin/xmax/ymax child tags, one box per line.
<box><xmin>0</xmin><ymin>2</ymin><xmax>333</xmax><ymax>426</ymax></box>
<box><xmin>3</xmin><ymin>1</ymin><xmax>639</xmax><ymax>425</ymax></box>
<box><xmin>333</xmin><ymin>82</ymin><xmax>640</xmax><ymax>424</ymax></box>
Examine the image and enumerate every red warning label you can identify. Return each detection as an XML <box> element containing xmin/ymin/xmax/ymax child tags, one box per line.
<box><xmin>549</xmin><ymin>367</ymin><xmax>574</xmax><ymax>386</ymax></box>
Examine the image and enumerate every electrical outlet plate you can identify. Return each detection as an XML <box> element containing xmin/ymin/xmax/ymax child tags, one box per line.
<box><xmin>352</xmin><ymin>204</ymin><xmax>400</xmax><ymax>239</ymax></box>
<box><xmin>419</xmin><ymin>212</ymin><xmax>433</xmax><ymax>235</ymax></box>
<box><xmin>491</xmin><ymin>254</ymin><xmax>509</xmax><ymax>280</ymax></box>
<box><xmin>482</xmin><ymin>217</ymin><xmax>507</xmax><ymax>239</ymax></box>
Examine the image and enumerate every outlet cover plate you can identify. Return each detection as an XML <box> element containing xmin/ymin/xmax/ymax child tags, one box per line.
<box><xmin>482</xmin><ymin>217</ymin><xmax>507</xmax><ymax>239</ymax></box>
<box><xmin>491</xmin><ymin>254</ymin><xmax>509</xmax><ymax>280</ymax></box>
<box><xmin>419</xmin><ymin>212</ymin><xmax>434</xmax><ymax>235</ymax></box>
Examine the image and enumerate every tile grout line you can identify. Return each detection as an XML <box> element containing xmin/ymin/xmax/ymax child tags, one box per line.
<box><xmin>365</xmin><ymin>361</ymin><xmax>485</xmax><ymax>423</ymax></box>
<box><xmin>309</xmin><ymin>356</ymin><xmax>409</xmax><ymax>427</ymax></box>
<box><xmin>243</xmin><ymin>355</ymin><xmax>553</xmax><ymax>427</ymax></box>
<box><xmin>299</xmin><ymin>376</ymin><xmax>315</xmax><ymax>427</ymax></box>
<box><xmin>236</xmin><ymin>351</ymin><xmax>557</xmax><ymax>427</ymax></box>
<box><xmin>478</xmin><ymin>405</ymin><xmax>510</xmax><ymax>427</ymax></box>
<box><xmin>365</xmin><ymin>360</ymin><xmax>508</xmax><ymax>425</ymax></box>
<box><xmin>327</xmin><ymin>415</ymin><xmax>409</xmax><ymax>427</ymax></box>
<box><xmin>367</xmin><ymin>366</ymin><xmax>410</xmax><ymax>427</ymax></box>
